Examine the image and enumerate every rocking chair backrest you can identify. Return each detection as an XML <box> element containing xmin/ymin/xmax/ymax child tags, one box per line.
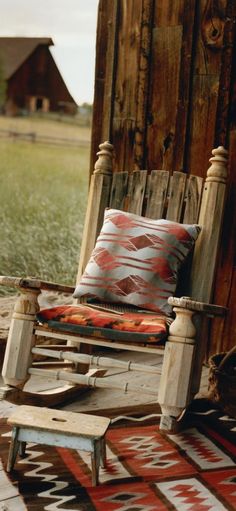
<box><xmin>109</xmin><ymin>169</ymin><xmax>203</xmax><ymax>223</ymax></box>
<box><xmin>78</xmin><ymin>141</ymin><xmax>228</xmax><ymax>306</ymax></box>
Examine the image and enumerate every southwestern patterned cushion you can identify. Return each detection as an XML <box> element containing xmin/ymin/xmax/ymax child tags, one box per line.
<box><xmin>37</xmin><ymin>304</ymin><xmax>171</xmax><ymax>343</ymax></box>
<box><xmin>74</xmin><ymin>209</ymin><xmax>201</xmax><ymax>315</ymax></box>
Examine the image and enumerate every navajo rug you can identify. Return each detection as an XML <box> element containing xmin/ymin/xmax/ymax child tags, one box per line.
<box><xmin>0</xmin><ymin>409</ymin><xmax>236</xmax><ymax>510</ymax></box>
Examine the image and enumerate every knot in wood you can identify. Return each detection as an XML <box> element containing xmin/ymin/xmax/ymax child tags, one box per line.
<box><xmin>202</xmin><ymin>17</ymin><xmax>224</xmax><ymax>49</ymax></box>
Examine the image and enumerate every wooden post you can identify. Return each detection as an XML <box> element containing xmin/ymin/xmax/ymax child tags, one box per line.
<box><xmin>189</xmin><ymin>146</ymin><xmax>228</xmax><ymax>300</ymax></box>
<box><xmin>76</xmin><ymin>141</ymin><xmax>113</xmax><ymax>283</ymax></box>
<box><xmin>158</xmin><ymin>306</ymin><xmax>196</xmax><ymax>431</ymax></box>
<box><xmin>189</xmin><ymin>145</ymin><xmax>228</xmax><ymax>396</ymax></box>
<box><xmin>158</xmin><ymin>147</ymin><xmax>228</xmax><ymax>430</ymax></box>
<box><xmin>2</xmin><ymin>288</ymin><xmax>40</xmax><ymax>388</ymax></box>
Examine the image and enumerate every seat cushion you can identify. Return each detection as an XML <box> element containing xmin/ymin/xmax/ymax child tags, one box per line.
<box><xmin>74</xmin><ymin>208</ymin><xmax>201</xmax><ymax>315</ymax></box>
<box><xmin>37</xmin><ymin>304</ymin><xmax>172</xmax><ymax>344</ymax></box>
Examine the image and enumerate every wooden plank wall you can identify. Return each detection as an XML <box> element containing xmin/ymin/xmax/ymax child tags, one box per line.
<box><xmin>91</xmin><ymin>0</ymin><xmax>236</xmax><ymax>356</ymax></box>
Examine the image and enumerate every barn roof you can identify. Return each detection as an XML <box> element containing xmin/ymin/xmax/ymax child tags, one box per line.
<box><xmin>0</xmin><ymin>37</ymin><xmax>54</xmax><ymax>79</ymax></box>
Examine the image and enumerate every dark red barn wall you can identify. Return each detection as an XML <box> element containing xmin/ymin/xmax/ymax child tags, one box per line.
<box><xmin>7</xmin><ymin>45</ymin><xmax>76</xmax><ymax>114</ymax></box>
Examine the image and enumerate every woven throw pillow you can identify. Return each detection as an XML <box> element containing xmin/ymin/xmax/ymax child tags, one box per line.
<box><xmin>74</xmin><ymin>209</ymin><xmax>201</xmax><ymax>315</ymax></box>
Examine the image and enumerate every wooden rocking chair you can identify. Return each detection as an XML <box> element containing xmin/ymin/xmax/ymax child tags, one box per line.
<box><xmin>0</xmin><ymin>141</ymin><xmax>228</xmax><ymax>431</ymax></box>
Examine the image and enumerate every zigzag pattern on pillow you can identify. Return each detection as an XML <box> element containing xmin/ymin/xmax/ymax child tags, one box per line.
<box><xmin>74</xmin><ymin>209</ymin><xmax>200</xmax><ymax>315</ymax></box>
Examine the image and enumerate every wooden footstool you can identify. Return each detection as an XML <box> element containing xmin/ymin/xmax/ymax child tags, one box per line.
<box><xmin>7</xmin><ymin>405</ymin><xmax>110</xmax><ymax>486</ymax></box>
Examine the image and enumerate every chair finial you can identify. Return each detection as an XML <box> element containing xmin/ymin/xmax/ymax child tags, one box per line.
<box><xmin>206</xmin><ymin>146</ymin><xmax>228</xmax><ymax>183</ymax></box>
<box><xmin>94</xmin><ymin>141</ymin><xmax>114</xmax><ymax>175</ymax></box>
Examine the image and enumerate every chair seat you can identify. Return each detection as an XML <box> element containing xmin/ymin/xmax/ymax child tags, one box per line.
<box><xmin>37</xmin><ymin>304</ymin><xmax>172</xmax><ymax>344</ymax></box>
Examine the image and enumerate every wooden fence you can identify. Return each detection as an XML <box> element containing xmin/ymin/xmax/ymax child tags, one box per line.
<box><xmin>0</xmin><ymin>129</ymin><xmax>90</xmax><ymax>147</ymax></box>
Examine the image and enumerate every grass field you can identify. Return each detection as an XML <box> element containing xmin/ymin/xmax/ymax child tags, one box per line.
<box><xmin>0</xmin><ymin>116</ymin><xmax>90</xmax><ymax>295</ymax></box>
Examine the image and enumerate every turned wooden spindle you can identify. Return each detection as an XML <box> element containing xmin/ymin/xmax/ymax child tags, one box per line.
<box><xmin>206</xmin><ymin>145</ymin><xmax>228</xmax><ymax>183</ymax></box>
<box><xmin>77</xmin><ymin>141</ymin><xmax>114</xmax><ymax>283</ymax></box>
<box><xmin>94</xmin><ymin>140</ymin><xmax>114</xmax><ymax>175</ymax></box>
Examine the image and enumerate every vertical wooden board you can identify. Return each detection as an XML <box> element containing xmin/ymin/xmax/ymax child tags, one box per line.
<box><xmin>166</xmin><ymin>171</ymin><xmax>187</xmax><ymax>221</ymax></box>
<box><xmin>209</xmin><ymin>267</ymin><xmax>236</xmax><ymax>357</ymax></box>
<box><xmin>219</xmin><ymin>268</ymin><xmax>236</xmax><ymax>352</ymax></box>
<box><xmin>185</xmin><ymin>0</ymin><xmax>228</xmax><ymax>176</ymax></box>
<box><xmin>147</xmin><ymin>0</ymin><xmax>196</xmax><ymax>171</ymax></box>
<box><xmin>101</xmin><ymin>0</ymin><xmax>119</xmax><ymax>143</ymax></box>
<box><xmin>186</xmin><ymin>75</ymin><xmax>220</xmax><ymax>177</ymax></box>
<box><xmin>214</xmin><ymin>0</ymin><xmax>236</xmax><ymax>146</ymax></box>
<box><xmin>154</xmin><ymin>0</ymin><xmax>185</xmax><ymax>26</ymax></box>
<box><xmin>109</xmin><ymin>172</ymin><xmax>129</xmax><ymax>210</ymax></box>
<box><xmin>183</xmin><ymin>175</ymin><xmax>203</xmax><ymax>224</ymax></box>
<box><xmin>145</xmin><ymin>170</ymin><xmax>170</xmax><ymax>219</ymax></box>
<box><xmin>209</xmin><ymin>130</ymin><xmax>236</xmax><ymax>354</ymax></box>
<box><xmin>133</xmin><ymin>0</ymin><xmax>155</xmax><ymax>170</ymax></box>
<box><xmin>127</xmin><ymin>170</ymin><xmax>147</xmax><ymax>215</ymax></box>
<box><xmin>146</xmin><ymin>25</ymin><xmax>183</xmax><ymax>170</ymax></box>
<box><xmin>90</xmin><ymin>0</ymin><xmax>110</xmax><ymax>173</ymax></box>
<box><xmin>194</xmin><ymin>0</ymin><xmax>227</xmax><ymax>77</ymax></box>
<box><xmin>111</xmin><ymin>0</ymin><xmax>143</xmax><ymax>172</ymax></box>
<box><xmin>171</xmin><ymin>0</ymin><xmax>197</xmax><ymax>170</ymax></box>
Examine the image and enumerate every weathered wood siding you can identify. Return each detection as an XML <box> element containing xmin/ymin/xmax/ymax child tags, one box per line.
<box><xmin>91</xmin><ymin>0</ymin><xmax>236</xmax><ymax>356</ymax></box>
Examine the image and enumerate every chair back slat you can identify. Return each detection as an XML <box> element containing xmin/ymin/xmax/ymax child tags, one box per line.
<box><xmin>109</xmin><ymin>169</ymin><xmax>203</xmax><ymax>225</ymax></box>
<box><xmin>127</xmin><ymin>170</ymin><xmax>147</xmax><ymax>215</ymax></box>
<box><xmin>166</xmin><ymin>171</ymin><xmax>187</xmax><ymax>222</ymax></box>
<box><xmin>183</xmin><ymin>175</ymin><xmax>203</xmax><ymax>224</ymax></box>
<box><xmin>145</xmin><ymin>170</ymin><xmax>169</xmax><ymax>219</ymax></box>
<box><xmin>109</xmin><ymin>171</ymin><xmax>129</xmax><ymax>210</ymax></box>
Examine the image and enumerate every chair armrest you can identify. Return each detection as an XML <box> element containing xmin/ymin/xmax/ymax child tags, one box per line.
<box><xmin>168</xmin><ymin>296</ymin><xmax>227</xmax><ymax>317</ymax></box>
<box><xmin>0</xmin><ymin>276</ymin><xmax>75</xmax><ymax>295</ymax></box>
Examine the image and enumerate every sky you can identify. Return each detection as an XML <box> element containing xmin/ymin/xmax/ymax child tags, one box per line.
<box><xmin>0</xmin><ymin>0</ymin><xmax>99</xmax><ymax>105</ymax></box>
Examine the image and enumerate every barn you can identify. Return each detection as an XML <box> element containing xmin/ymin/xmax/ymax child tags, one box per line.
<box><xmin>0</xmin><ymin>37</ymin><xmax>77</xmax><ymax>116</ymax></box>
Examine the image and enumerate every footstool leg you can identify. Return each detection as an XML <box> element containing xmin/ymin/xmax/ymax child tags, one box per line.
<box><xmin>19</xmin><ymin>441</ymin><xmax>27</xmax><ymax>457</ymax></box>
<box><xmin>100</xmin><ymin>437</ymin><xmax>107</xmax><ymax>468</ymax></box>
<box><xmin>7</xmin><ymin>426</ymin><xmax>20</xmax><ymax>472</ymax></box>
<box><xmin>91</xmin><ymin>439</ymin><xmax>101</xmax><ymax>486</ymax></box>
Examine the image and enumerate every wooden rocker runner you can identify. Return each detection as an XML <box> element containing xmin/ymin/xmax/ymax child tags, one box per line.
<box><xmin>0</xmin><ymin>141</ymin><xmax>228</xmax><ymax>431</ymax></box>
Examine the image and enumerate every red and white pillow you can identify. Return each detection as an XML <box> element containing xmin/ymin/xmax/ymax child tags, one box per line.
<box><xmin>74</xmin><ymin>209</ymin><xmax>201</xmax><ymax>315</ymax></box>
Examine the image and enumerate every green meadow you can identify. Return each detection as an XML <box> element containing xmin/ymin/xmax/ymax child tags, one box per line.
<box><xmin>0</xmin><ymin>117</ymin><xmax>90</xmax><ymax>295</ymax></box>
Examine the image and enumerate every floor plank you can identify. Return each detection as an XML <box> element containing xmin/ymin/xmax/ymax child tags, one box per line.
<box><xmin>0</xmin><ymin>465</ymin><xmax>20</xmax><ymax>501</ymax></box>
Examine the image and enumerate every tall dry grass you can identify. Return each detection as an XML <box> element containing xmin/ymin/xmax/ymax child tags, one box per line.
<box><xmin>0</xmin><ymin>129</ymin><xmax>90</xmax><ymax>295</ymax></box>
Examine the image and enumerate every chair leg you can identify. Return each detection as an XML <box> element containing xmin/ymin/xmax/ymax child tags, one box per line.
<box><xmin>158</xmin><ymin>307</ymin><xmax>196</xmax><ymax>431</ymax></box>
<box><xmin>2</xmin><ymin>288</ymin><xmax>40</xmax><ymax>389</ymax></box>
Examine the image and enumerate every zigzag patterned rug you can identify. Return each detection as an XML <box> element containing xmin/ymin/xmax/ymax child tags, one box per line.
<box><xmin>0</xmin><ymin>409</ymin><xmax>236</xmax><ymax>510</ymax></box>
